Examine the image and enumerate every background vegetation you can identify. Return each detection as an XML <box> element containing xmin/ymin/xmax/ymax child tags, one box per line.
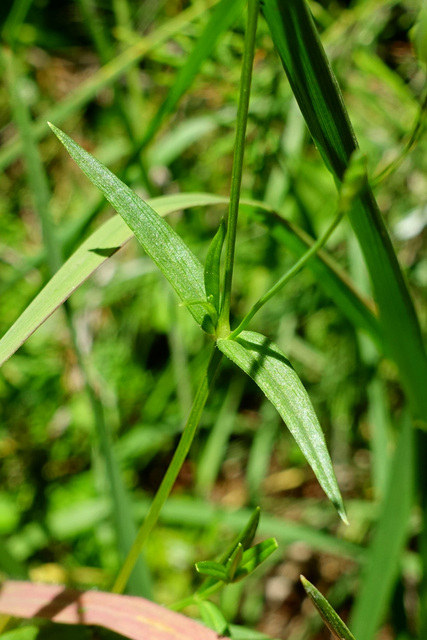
<box><xmin>0</xmin><ymin>0</ymin><xmax>426</xmax><ymax>638</ymax></box>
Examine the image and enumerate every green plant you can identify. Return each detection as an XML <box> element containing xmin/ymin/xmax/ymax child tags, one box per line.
<box><xmin>0</xmin><ymin>0</ymin><xmax>426</xmax><ymax>638</ymax></box>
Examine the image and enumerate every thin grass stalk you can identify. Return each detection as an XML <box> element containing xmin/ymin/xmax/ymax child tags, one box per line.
<box><xmin>112</xmin><ymin>346</ymin><xmax>223</xmax><ymax>595</ymax></box>
<box><xmin>1</xmin><ymin>0</ymin><xmax>33</xmax><ymax>44</ymax></box>
<box><xmin>4</xmin><ymin>45</ymin><xmax>151</xmax><ymax>597</ymax></box>
<box><xmin>218</xmin><ymin>0</ymin><xmax>259</xmax><ymax>335</ymax></box>
<box><xmin>230</xmin><ymin>205</ymin><xmax>345</xmax><ymax>338</ymax></box>
<box><xmin>3</xmin><ymin>47</ymin><xmax>62</xmax><ymax>274</ymax></box>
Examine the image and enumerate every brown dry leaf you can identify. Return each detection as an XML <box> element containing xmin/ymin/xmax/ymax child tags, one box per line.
<box><xmin>0</xmin><ymin>580</ymin><xmax>223</xmax><ymax>640</ymax></box>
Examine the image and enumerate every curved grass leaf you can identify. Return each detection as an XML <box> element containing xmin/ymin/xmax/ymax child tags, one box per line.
<box><xmin>217</xmin><ymin>331</ymin><xmax>346</xmax><ymax>521</ymax></box>
<box><xmin>49</xmin><ymin>123</ymin><xmax>213</xmax><ymax>329</ymax></box>
<box><xmin>0</xmin><ymin>193</ymin><xmax>228</xmax><ymax>368</ymax></box>
<box><xmin>301</xmin><ymin>576</ymin><xmax>356</xmax><ymax>640</ymax></box>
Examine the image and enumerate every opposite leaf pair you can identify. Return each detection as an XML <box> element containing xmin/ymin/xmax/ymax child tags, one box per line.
<box><xmin>47</xmin><ymin>122</ymin><xmax>347</xmax><ymax>522</ymax></box>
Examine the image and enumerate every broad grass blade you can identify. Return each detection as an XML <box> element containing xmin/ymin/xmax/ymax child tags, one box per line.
<box><xmin>350</xmin><ymin>411</ymin><xmax>414</xmax><ymax>640</ymax></box>
<box><xmin>217</xmin><ymin>330</ymin><xmax>346</xmax><ymax>521</ymax></box>
<box><xmin>262</xmin><ymin>0</ymin><xmax>427</xmax><ymax>420</ymax></box>
<box><xmin>0</xmin><ymin>193</ymin><xmax>228</xmax><ymax>367</ymax></box>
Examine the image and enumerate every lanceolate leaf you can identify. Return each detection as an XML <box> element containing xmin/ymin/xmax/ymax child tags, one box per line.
<box><xmin>301</xmin><ymin>576</ymin><xmax>356</xmax><ymax>640</ymax></box>
<box><xmin>0</xmin><ymin>193</ymin><xmax>229</xmax><ymax>368</ymax></box>
<box><xmin>217</xmin><ymin>331</ymin><xmax>346</xmax><ymax>521</ymax></box>
<box><xmin>49</xmin><ymin>124</ymin><xmax>210</xmax><ymax>329</ymax></box>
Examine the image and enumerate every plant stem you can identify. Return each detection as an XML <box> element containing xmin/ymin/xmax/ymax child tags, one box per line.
<box><xmin>170</xmin><ymin>581</ymin><xmax>225</xmax><ymax>612</ymax></box>
<box><xmin>218</xmin><ymin>0</ymin><xmax>259</xmax><ymax>336</ymax></box>
<box><xmin>229</xmin><ymin>207</ymin><xmax>345</xmax><ymax>339</ymax></box>
<box><xmin>112</xmin><ymin>345</ymin><xmax>223</xmax><ymax>595</ymax></box>
<box><xmin>372</xmin><ymin>90</ymin><xmax>427</xmax><ymax>187</ymax></box>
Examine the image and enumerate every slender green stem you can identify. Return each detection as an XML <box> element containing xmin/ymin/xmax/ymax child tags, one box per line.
<box><xmin>3</xmin><ymin>47</ymin><xmax>62</xmax><ymax>274</ymax></box>
<box><xmin>170</xmin><ymin>581</ymin><xmax>225</xmax><ymax>612</ymax></box>
<box><xmin>112</xmin><ymin>346</ymin><xmax>223</xmax><ymax>594</ymax></box>
<box><xmin>372</xmin><ymin>90</ymin><xmax>427</xmax><ymax>186</ymax></box>
<box><xmin>218</xmin><ymin>0</ymin><xmax>259</xmax><ymax>336</ymax></box>
<box><xmin>229</xmin><ymin>207</ymin><xmax>345</xmax><ymax>339</ymax></box>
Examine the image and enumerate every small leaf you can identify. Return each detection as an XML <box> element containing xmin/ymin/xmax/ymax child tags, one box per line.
<box><xmin>225</xmin><ymin>542</ymin><xmax>243</xmax><ymax>582</ymax></box>
<box><xmin>301</xmin><ymin>575</ymin><xmax>356</xmax><ymax>640</ymax></box>
<box><xmin>198</xmin><ymin>600</ymin><xmax>230</xmax><ymax>636</ymax></box>
<box><xmin>195</xmin><ymin>561</ymin><xmax>229</xmax><ymax>583</ymax></box>
<box><xmin>197</xmin><ymin>600</ymin><xmax>230</xmax><ymax>636</ymax></box>
<box><xmin>220</xmin><ymin>506</ymin><xmax>261</xmax><ymax>562</ymax></box>
<box><xmin>196</xmin><ymin>506</ymin><xmax>261</xmax><ymax>596</ymax></box>
<box><xmin>233</xmin><ymin>538</ymin><xmax>278</xmax><ymax>581</ymax></box>
<box><xmin>217</xmin><ymin>331</ymin><xmax>347</xmax><ymax>522</ymax></box>
<box><xmin>204</xmin><ymin>218</ymin><xmax>226</xmax><ymax>315</ymax></box>
<box><xmin>48</xmin><ymin>124</ymin><xmax>210</xmax><ymax>330</ymax></box>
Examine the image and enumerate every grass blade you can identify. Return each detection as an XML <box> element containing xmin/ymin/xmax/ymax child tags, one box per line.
<box><xmin>0</xmin><ymin>193</ymin><xmax>229</xmax><ymax>368</ymax></box>
<box><xmin>217</xmin><ymin>330</ymin><xmax>346</xmax><ymax>522</ymax></box>
<box><xmin>349</xmin><ymin>411</ymin><xmax>414</xmax><ymax>639</ymax></box>
<box><xmin>301</xmin><ymin>576</ymin><xmax>355</xmax><ymax>640</ymax></box>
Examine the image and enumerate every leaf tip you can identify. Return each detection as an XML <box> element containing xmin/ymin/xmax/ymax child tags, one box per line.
<box><xmin>337</xmin><ymin>504</ymin><xmax>349</xmax><ymax>526</ymax></box>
